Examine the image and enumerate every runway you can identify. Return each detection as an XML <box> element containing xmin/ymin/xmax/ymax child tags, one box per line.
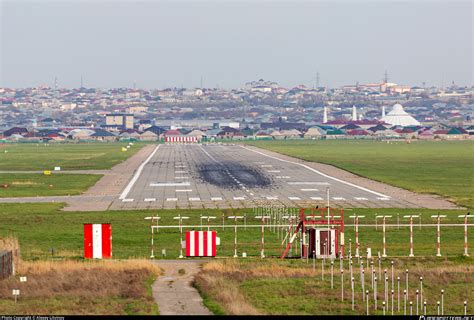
<box><xmin>109</xmin><ymin>144</ymin><xmax>418</xmax><ymax>210</ymax></box>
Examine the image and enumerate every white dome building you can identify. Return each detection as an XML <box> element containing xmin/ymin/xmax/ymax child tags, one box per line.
<box><xmin>382</xmin><ymin>104</ymin><xmax>420</xmax><ymax>126</ymax></box>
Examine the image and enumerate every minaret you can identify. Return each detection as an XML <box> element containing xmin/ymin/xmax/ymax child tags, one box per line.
<box><xmin>323</xmin><ymin>106</ymin><xmax>328</xmax><ymax>124</ymax></box>
<box><xmin>382</xmin><ymin>106</ymin><xmax>386</xmax><ymax>118</ymax></box>
<box><xmin>352</xmin><ymin>105</ymin><xmax>357</xmax><ymax>121</ymax></box>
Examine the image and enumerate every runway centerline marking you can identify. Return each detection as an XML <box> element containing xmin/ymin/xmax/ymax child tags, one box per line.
<box><xmin>241</xmin><ymin>145</ymin><xmax>390</xmax><ymax>198</ymax></box>
<box><xmin>175</xmin><ymin>171</ymin><xmax>187</xmax><ymax>174</ymax></box>
<box><xmin>119</xmin><ymin>144</ymin><xmax>161</xmax><ymax>200</ymax></box>
<box><xmin>301</xmin><ymin>188</ymin><xmax>319</xmax><ymax>191</ymax></box>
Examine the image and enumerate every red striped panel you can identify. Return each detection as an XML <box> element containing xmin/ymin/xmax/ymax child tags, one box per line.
<box><xmin>194</xmin><ymin>231</ymin><xmax>200</xmax><ymax>255</ymax></box>
<box><xmin>186</xmin><ymin>231</ymin><xmax>191</xmax><ymax>256</ymax></box>
<box><xmin>101</xmin><ymin>224</ymin><xmax>112</xmax><ymax>258</ymax></box>
<box><xmin>212</xmin><ymin>231</ymin><xmax>216</xmax><ymax>256</ymax></box>
<box><xmin>84</xmin><ymin>224</ymin><xmax>93</xmax><ymax>259</ymax></box>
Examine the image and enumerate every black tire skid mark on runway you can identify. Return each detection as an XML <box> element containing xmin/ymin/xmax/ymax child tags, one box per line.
<box><xmin>196</xmin><ymin>161</ymin><xmax>273</xmax><ymax>190</ymax></box>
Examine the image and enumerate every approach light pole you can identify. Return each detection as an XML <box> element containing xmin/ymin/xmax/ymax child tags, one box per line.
<box><xmin>228</xmin><ymin>216</ymin><xmax>244</xmax><ymax>258</ymax></box>
<box><xmin>458</xmin><ymin>213</ymin><xmax>472</xmax><ymax>256</ymax></box>
<box><xmin>349</xmin><ymin>215</ymin><xmax>365</xmax><ymax>257</ymax></box>
<box><xmin>376</xmin><ymin>215</ymin><xmax>392</xmax><ymax>257</ymax></box>
<box><xmin>431</xmin><ymin>214</ymin><xmax>447</xmax><ymax>256</ymax></box>
<box><xmin>255</xmin><ymin>215</ymin><xmax>271</xmax><ymax>258</ymax></box>
<box><xmin>144</xmin><ymin>216</ymin><xmax>161</xmax><ymax>259</ymax></box>
<box><xmin>200</xmin><ymin>216</ymin><xmax>216</xmax><ymax>232</ymax></box>
<box><xmin>173</xmin><ymin>215</ymin><xmax>189</xmax><ymax>259</ymax></box>
<box><xmin>404</xmin><ymin>215</ymin><xmax>419</xmax><ymax>257</ymax></box>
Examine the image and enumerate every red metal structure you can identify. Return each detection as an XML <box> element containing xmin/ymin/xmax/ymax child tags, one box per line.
<box><xmin>281</xmin><ymin>207</ymin><xmax>345</xmax><ymax>259</ymax></box>
<box><xmin>165</xmin><ymin>136</ymin><xmax>198</xmax><ymax>143</ymax></box>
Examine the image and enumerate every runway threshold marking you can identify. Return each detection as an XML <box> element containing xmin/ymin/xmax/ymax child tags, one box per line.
<box><xmin>332</xmin><ymin>197</ymin><xmax>346</xmax><ymax>201</ymax></box>
<box><xmin>211</xmin><ymin>197</ymin><xmax>223</xmax><ymax>201</ymax></box>
<box><xmin>276</xmin><ymin>176</ymin><xmax>291</xmax><ymax>179</ymax></box>
<box><xmin>311</xmin><ymin>197</ymin><xmax>324</xmax><ymax>200</ymax></box>
<box><xmin>377</xmin><ymin>197</ymin><xmax>391</xmax><ymax>201</ymax></box>
<box><xmin>241</xmin><ymin>145</ymin><xmax>390</xmax><ymax>198</ymax></box>
<box><xmin>288</xmin><ymin>196</ymin><xmax>301</xmax><ymax>200</ymax></box>
<box><xmin>175</xmin><ymin>170</ymin><xmax>187</xmax><ymax>174</ymax></box>
<box><xmin>301</xmin><ymin>188</ymin><xmax>319</xmax><ymax>191</ymax></box>
<box><xmin>144</xmin><ymin>198</ymin><xmax>156</xmax><ymax>202</ymax></box>
<box><xmin>119</xmin><ymin>144</ymin><xmax>161</xmax><ymax>200</ymax></box>
<box><xmin>166</xmin><ymin>198</ymin><xmax>178</xmax><ymax>201</ymax></box>
<box><xmin>122</xmin><ymin>198</ymin><xmax>134</xmax><ymax>202</ymax></box>
<box><xmin>233</xmin><ymin>196</ymin><xmax>245</xmax><ymax>200</ymax></box>
<box><xmin>176</xmin><ymin>189</ymin><xmax>192</xmax><ymax>192</ymax></box>
<box><xmin>355</xmin><ymin>197</ymin><xmax>368</xmax><ymax>201</ymax></box>
<box><xmin>189</xmin><ymin>197</ymin><xmax>201</xmax><ymax>201</ymax></box>
<box><xmin>266</xmin><ymin>196</ymin><xmax>278</xmax><ymax>200</ymax></box>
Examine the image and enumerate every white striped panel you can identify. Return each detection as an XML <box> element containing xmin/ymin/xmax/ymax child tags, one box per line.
<box><xmin>92</xmin><ymin>224</ymin><xmax>102</xmax><ymax>259</ymax></box>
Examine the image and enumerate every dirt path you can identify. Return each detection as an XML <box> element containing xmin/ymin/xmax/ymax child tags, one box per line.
<box><xmin>244</xmin><ymin>145</ymin><xmax>462</xmax><ymax>210</ymax></box>
<box><xmin>152</xmin><ymin>260</ymin><xmax>212</xmax><ymax>315</ymax></box>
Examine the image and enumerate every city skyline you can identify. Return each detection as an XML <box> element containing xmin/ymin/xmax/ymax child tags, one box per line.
<box><xmin>1</xmin><ymin>0</ymin><xmax>472</xmax><ymax>88</ymax></box>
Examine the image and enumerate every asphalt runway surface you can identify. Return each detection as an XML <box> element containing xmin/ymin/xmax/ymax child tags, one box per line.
<box><xmin>109</xmin><ymin>143</ymin><xmax>418</xmax><ymax>210</ymax></box>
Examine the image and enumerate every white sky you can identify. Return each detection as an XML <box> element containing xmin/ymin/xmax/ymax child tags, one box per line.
<box><xmin>1</xmin><ymin>0</ymin><xmax>472</xmax><ymax>88</ymax></box>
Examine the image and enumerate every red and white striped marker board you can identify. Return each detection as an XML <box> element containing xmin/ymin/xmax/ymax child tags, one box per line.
<box><xmin>84</xmin><ymin>224</ymin><xmax>112</xmax><ymax>259</ymax></box>
<box><xmin>165</xmin><ymin>136</ymin><xmax>198</xmax><ymax>143</ymax></box>
<box><xmin>186</xmin><ymin>231</ymin><xmax>217</xmax><ymax>257</ymax></box>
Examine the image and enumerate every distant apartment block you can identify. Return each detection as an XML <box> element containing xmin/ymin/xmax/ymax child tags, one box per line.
<box><xmin>105</xmin><ymin>113</ymin><xmax>134</xmax><ymax>130</ymax></box>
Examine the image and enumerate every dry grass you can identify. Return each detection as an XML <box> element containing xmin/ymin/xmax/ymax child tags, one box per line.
<box><xmin>196</xmin><ymin>258</ymin><xmax>474</xmax><ymax>315</ymax></box>
<box><xmin>0</xmin><ymin>236</ymin><xmax>20</xmax><ymax>267</ymax></box>
<box><xmin>0</xmin><ymin>259</ymin><xmax>160</xmax><ymax>314</ymax></box>
<box><xmin>195</xmin><ymin>271</ymin><xmax>260</xmax><ymax>315</ymax></box>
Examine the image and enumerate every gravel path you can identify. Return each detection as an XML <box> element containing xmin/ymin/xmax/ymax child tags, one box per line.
<box><xmin>152</xmin><ymin>260</ymin><xmax>212</xmax><ymax>315</ymax></box>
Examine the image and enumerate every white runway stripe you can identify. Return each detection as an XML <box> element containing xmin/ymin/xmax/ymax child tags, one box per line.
<box><xmin>144</xmin><ymin>198</ymin><xmax>156</xmax><ymax>202</ymax></box>
<box><xmin>233</xmin><ymin>196</ymin><xmax>245</xmax><ymax>200</ymax></box>
<box><xmin>377</xmin><ymin>197</ymin><xmax>391</xmax><ymax>201</ymax></box>
<box><xmin>176</xmin><ymin>189</ymin><xmax>193</xmax><ymax>192</ymax></box>
<box><xmin>354</xmin><ymin>197</ymin><xmax>368</xmax><ymax>201</ymax></box>
<box><xmin>189</xmin><ymin>197</ymin><xmax>201</xmax><ymax>201</ymax></box>
<box><xmin>175</xmin><ymin>170</ymin><xmax>187</xmax><ymax>174</ymax></box>
<box><xmin>119</xmin><ymin>144</ymin><xmax>161</xmax><ymax>200</ymax></box>
<box><xmin>288</xmin><ymin>182</ymin><xmax>330</xmax><ymax>185</ymax></box>
<box><xmin>332</xmin><ymin>197</ymin><xmax>346</xmax><ymax>201</ymax></box>
<box><xmin>122</xmin><ymin>198</ymin><xmax>134</xmax><ymax>202</ymax></box>
<box><xmin>311</xmin><ymin>197</ymin><xmax>324</xmax><ymax>200</ymax></box>
<box><xmin>276</xmin><ymin>176</ymin><xmax>291</xmax><ymax>179</ymax></box>
<box><xmin>151</xmin><ymin>182</ymin><xmax>191</xmax><ymax>187</ymax></box>
<box><xmin>267</xmin><ymin>170</ymin><xmax>281</xmax><ymax>173</ymax></box>
<box><xmin>175</xmin><ymin>176</ymin><xmax>189</xmax><ymax>179</ymax></box>
<box><xmin>288</xmin><ymin>196</ymin><xmax>301</xmax><ymax>200</ymax></box>
<box><xmin>301</xmin><ymin>189</ymin><xmax>319</xmax><ymax>191</ymax></box>
<box><xmin>166</xmin><ymin>198</ymin><xmax>178</xmax><ymax>201</ymax></box>
<box><xmin>211</xmin><ymin>197</ymin><xmax>223</xmax><ymax>201</ymax></box>
<box><xmin>266</xmin><ymin>196</ymin><xmax>279</xmax><ymax>200</ymax></box>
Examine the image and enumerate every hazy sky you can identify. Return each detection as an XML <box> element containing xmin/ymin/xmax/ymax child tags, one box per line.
<box><xmin>1</xmin><ymin>0</ymin><xmax>472</xmax><ymax>89</ymax></box>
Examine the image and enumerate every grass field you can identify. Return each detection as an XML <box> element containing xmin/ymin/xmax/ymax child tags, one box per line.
<box><xmin>0</xmin><ymin>203</ymin><xmax>471</xmax><ymax>260</ymax></box>
<box><xmin>0</xmin><ymin>142</ymin><xmax>148</xmax><ymax>171</ymax></box>
<box><xmin>0</xmin><ymin>259</ymin><xmax>159</xmax><ymax>315</ymax></box>
<box><xmin>195</xmin><ymin>258</ymin><xmax>473</xmax><ymax>315</ymax></box>
<box><xmin>0</xmin><ymin>173</ymin><xmax>102</xmax><ymax>197</ymax></box>
<box><xmin>245</xmin><ymin>140</ymin><xmax>474</xmax><ymax>208</ymax></box>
